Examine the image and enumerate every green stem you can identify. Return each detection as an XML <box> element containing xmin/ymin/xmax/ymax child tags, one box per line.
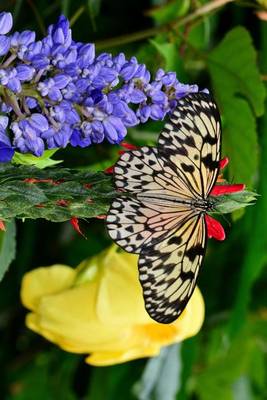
<box><xmin>69</xmin><ymin>6</ymin><xmax>85</xmax><ymax>27</ymax></box>
<box><xmin>95</xmin><ymin>0</ymin><xmax>237</xmax><ymax>49</ymax></box>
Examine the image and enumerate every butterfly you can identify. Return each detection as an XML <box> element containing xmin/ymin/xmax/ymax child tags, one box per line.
<box><xmin>106</xmin><ymin>92</ymin><xmax>221</xmax><ymax>324</ymax></box>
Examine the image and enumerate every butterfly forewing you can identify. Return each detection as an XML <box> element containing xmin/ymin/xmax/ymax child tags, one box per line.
<box><xmin>158</xmin><ymin>93</ymin><xmax>221</xmax><ymax>197</ymax></box>
<box><xmin>114</xmin><ymin>147</ymin><xmax>199</xmax><ymax>201</ymax></box>
<box><xmin>107</xmin><ymin>92</ymin><xmax>221</xmax><ymax>324</ymax></box>
<box><xmin>107</xmin><ymin>196</ymin><xmax>198</xmax><ymax>254</ymax></box>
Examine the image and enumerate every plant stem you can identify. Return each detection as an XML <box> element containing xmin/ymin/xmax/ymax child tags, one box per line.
<box><xmin>95</xmin><ymin>0</ymin><xmax>237</xmax><ymax>49</ymax></box>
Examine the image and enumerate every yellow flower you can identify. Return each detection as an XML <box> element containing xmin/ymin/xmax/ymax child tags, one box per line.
<box><xmin>21</xmin><ymin>245</ymin><xmax>204</xmax><ymax>366</ymax></box>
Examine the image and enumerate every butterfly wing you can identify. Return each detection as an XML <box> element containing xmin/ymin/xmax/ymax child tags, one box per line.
<box><xmin>158</xmin><ymin>92</ymin><xmax>221</xmax><ymax>197</ymax></box>
<box><xmin>107</xmin><ymin>196</ymin><xmax>197</xmax><ymax>253</ymax></box>
<box><xmin>107</xmin><ymin>145</ymin><xmax>201</xmax><ymax>253</ymax></box>
<box><xmin>113</xmin><ymin>147</ymin><xmax>200</xmax><ymax>201</ymax></box>
<box><xmin>107</xmin><ymin>92</ymin><xmax>221</xmax><ymax>323</ymax></box>
<box><xmin>139</xmin><ymin>214</ymin><xmax>206</xmax><ymax>323</ymax></box>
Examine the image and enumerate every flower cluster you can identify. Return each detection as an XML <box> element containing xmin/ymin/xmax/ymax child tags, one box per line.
<box><xmin>0</xmin><ymin>12</ymin><xmax>202</xmax><ymax>161</ymax></box>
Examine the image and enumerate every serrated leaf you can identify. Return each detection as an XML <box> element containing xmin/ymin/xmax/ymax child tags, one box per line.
<box><xmin>12</xmin><ymin>149</ymin><xmax>62</xmax><ymax>169</ymax></box>
<box><xmin>0</xmin><ymin>164</ymin><xmax>115</xmax><ymax>222</ymax></box>
<box><xmin>208</xmin><ymin>27</ymin><xmax>266</xmax><ymax>185</ymax></box>
<box><xmin>0</xmin><ymin>219</ymin><xmax>16</xmax><ymax>281</ymax></box>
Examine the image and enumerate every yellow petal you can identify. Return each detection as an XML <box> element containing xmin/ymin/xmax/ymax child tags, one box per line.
<box><xmin>85</xmin><ymin>344</ymin><xmax>160</xmax><ymax>366</ymax></box>
<box><xmin>21</xmin><ymin>265</ymin><xmax>76</xmax><ymax>311</ymax></box>
<box><xmin>172</xmin><ymin>286</ymin><xmax>205</xmax><ymax>341</ymax></box>
<box><xmin>96</xmin><ymin>248</ymin><xmax>151</xmax><ymax>325</ymax></box>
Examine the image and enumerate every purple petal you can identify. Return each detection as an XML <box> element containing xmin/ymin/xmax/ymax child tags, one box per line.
<box><xmin>129</xmin><ymin>88</ymin><xmax>146</xmax><ymax>104</ymax></box>
<box><xmin>70</xmin><ymin>129</ymin><xmax>91</xmax><ymax>147</ymax></box>
<box><xmin>120</xmin><ymin>62</ymin><xmax>138</xmax><ymax>81</ymax></box>
<box><xmin>29</xmin><ymin>114</ymin><xmax>49</xmax><ymax>132</ymax></box>
<box><xmin>78</xmin><ymin>43</ymin><xmax>95</xmax><ymax>67</ymax></box>
<box><xmin>150</xmin><ymin>104</ymin><xmax>165</xmax><ymax>120</ymax></box>
<box><xmin>91</xmin><ymin>120</ymin><xmax>104</xmax><ymax>144</ymax></box>
<box><xmin>48</xmin><ymin>87</ymin><xmax>62</xmax><ymax>101</ymax></box>
<box><xmin>0</xmin><ymin>116</ymin><xmax>8</xmax><ymax>130</ymax></box>
<box><xmin>0</xmin><ymin>12</ymin><xmax>13</xmax><ymax>35</ymax></box>
<box><xmin>151</xmin><ymin>91</ymin><xmax>167</xmax><ymax>104</ymax></box>
<box><xmin>0</xmin><ymin>141</ymin><xmax>14</xmax><ymax>162</ymax></box>
<box><xmin>54</xmin><ymin>74</ymin><xmax>70</xmax><ymax>89</ymax></box>
<box><xmin>0</xmin><ymin>35</ymin><xmax>10</xmax><ymax>56</ymax></box>
<box><xmin>103</xmin><ymin>116</ymin><xmax>126</xmax><ymax>143</ymax></box>
<box><xmin>16</xmin><ymin>65</ymin><xmax>35</xmax><ymax>81</ymax></box>
<box><xmin>7</xmin><ymin>77</ymin><xmax>21</xmax><ymax>93</ymax></box>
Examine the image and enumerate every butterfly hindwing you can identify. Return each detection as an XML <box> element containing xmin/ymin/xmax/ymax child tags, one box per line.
<box><xmin>158</xmin><ymin>92</ymin><xmax>221</xmax><ymax>197</ymax></box>
<box><xmin>139</xmin><ymin>214</ymin><xmax>206</xmax><ymax>323</ymax></box>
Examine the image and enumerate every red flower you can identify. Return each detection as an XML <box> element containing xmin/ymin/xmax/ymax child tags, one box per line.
<box><xmin>205</xmin><ymin>157</ymin><xmax>245</xmax><ymax>241</ymax></box>
<box><xmin>70</xmin><ymin>217</ymin><xmax>87</xmax><ymax>239</ymax></box>
<box><xmin>104</xmin><ymin>165</ymin><xmax>114</xmax><ymax>174</ymax></box>
<box><xmin>205</xmin><ymin>214</ymin><xmax>225</xmax><ymax>241</ymax></box>
<box><xmin>210</xmin><ymin>184</ymin><xmax>245</xmax><ymax>197</ymax></box>
<box><xmin>0</xmin><ymin>220</ymin><xmax>6</xmax><ymax>231</ymax></box>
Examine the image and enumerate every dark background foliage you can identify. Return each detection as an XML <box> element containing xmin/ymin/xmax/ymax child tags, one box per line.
<box><xmin>0</xmin><ymin>0</ymin><xmax>267</xmax><ymax>399</ymax></box>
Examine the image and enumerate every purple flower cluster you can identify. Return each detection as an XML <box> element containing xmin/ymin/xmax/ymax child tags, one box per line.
<box><xmin>0</xmin><ymin>12</ymin><xmax>202</xmax><ymax>162</ymax></box>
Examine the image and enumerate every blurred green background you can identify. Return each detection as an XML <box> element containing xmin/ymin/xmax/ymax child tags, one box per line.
<box><xmin>0</xmin><ymin>0</ymin><xmax>267</xmax><ymax>399</ymax></box>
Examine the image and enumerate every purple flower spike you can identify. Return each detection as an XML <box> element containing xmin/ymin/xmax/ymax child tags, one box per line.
<box><xmin>0</xmin><ymin>11</ymin><xmax>203</xmax><ymax>157</ymax></box>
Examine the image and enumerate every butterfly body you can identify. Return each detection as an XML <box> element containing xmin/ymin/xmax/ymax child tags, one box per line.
<box><xmin>107</xmin><ymin>93</ymin><xmax>221</xmax><ymax>324</ymax></box>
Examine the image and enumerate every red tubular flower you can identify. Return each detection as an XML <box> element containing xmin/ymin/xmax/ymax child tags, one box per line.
<box><xmin>0</xmin><ymin>220</ymin><xmax>6</xmax><ymax>231</ymax></box>
<box><xmin>56</xmin><ymin>199</ymin><xmax>69</xmax><ymax>207</ymax></box>
<box><xmin>205</xmin><ymin>215</ymin><xmax>225</xmax><ymax>241</ymax></box>
<box><xmin>70</xmin><ymin>217</ymin><xmax>87</xmax><ymax>239</ymax></box>
<box><xmin>96</xmin><ymin>214</ymin><xmax>107</xmax><ymax>220</ymax></box>
<box><xmin>219</xmin><ymin>157</ymin><xmax>229</xmax><ymax>170</ymax></box>
<box><xmin>24</xmin><ymin>178</ymin><xmax>59</xmax><ymax>185</ymax></box>
<box><xmin>120</xmin><ymin>141</ymin><xmax>138</xmax><ymax>150</ymax></box>
<box><xmin>210</xmin><ymin>183</ymin><xmax>245</xmax><ymax>197</ymax></box>
<box><xmin>104</xmin><ymin>166</ymin><xmax>114</xmax><ymax>174</ymax></box>
<box><xmin>206</xmin><ymin>157</ymin><xmax>245</xmax><ymax>241</ymax></box>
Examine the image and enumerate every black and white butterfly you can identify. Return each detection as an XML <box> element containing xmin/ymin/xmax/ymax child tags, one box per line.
<box><xmin>106</xmin><ymin>93</ymin><xmax>221</xmax><ymax>324</ymax></box>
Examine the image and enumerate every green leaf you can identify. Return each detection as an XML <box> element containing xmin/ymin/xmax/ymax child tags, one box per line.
<box><xmin>87</xmin><ymin>0</ymin><xmax>101</xmax><ymax>17</ymax></box>
<box><xmin>133</xmin><ymin>345</ymin><xmax>181</xmax><ymax>400</ymax></box>
<box><xmin>148</xmin><ymin>0</ymin><xmax>190</xmax><ymax>24</ymax></box>
<box><xmin>208</xmin><ymin>27</ymin><xmax>266</xmax><ymax>185</ymax></box>
<box><xmin>12</xmin><ymin>149</ymin><xmax>62</xmax><ymax>169</ymax></box>
<box><xmin>0</xmin><ymin>219</ymin><xmax>16</xmax><ymax>281</ymax></box>
<box><xmin>228</xmin><ymin>101</ymin><xmax>267</xmax><ymax>338</ymax></box>
<box><xmin>150</xmin><ymin>40</ymin><xmax>183</xmax><ymax>74</ymax></box>
<box><xmin>87</xmin><ymin>0</ymin><xmax>102</xmax><ymax>30</ymax></box>
<box><xmin>0</xmin><ymin>164</ymin><xmax>115</xmax><ymax>222</ymax></box>
<box><xmin>213</xmin><ymin>190</ymin><xmax>258</xmax><ymax>214</ymax></box>
<box><xmin>194</xmin><ymin>327</ymin><xmax>258</xmax><ymax>400</ymax></box>
<box><xmin>7</xmin><ymin>349</ymin><xmax>79</xmax><ymax>400</ymax></box>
